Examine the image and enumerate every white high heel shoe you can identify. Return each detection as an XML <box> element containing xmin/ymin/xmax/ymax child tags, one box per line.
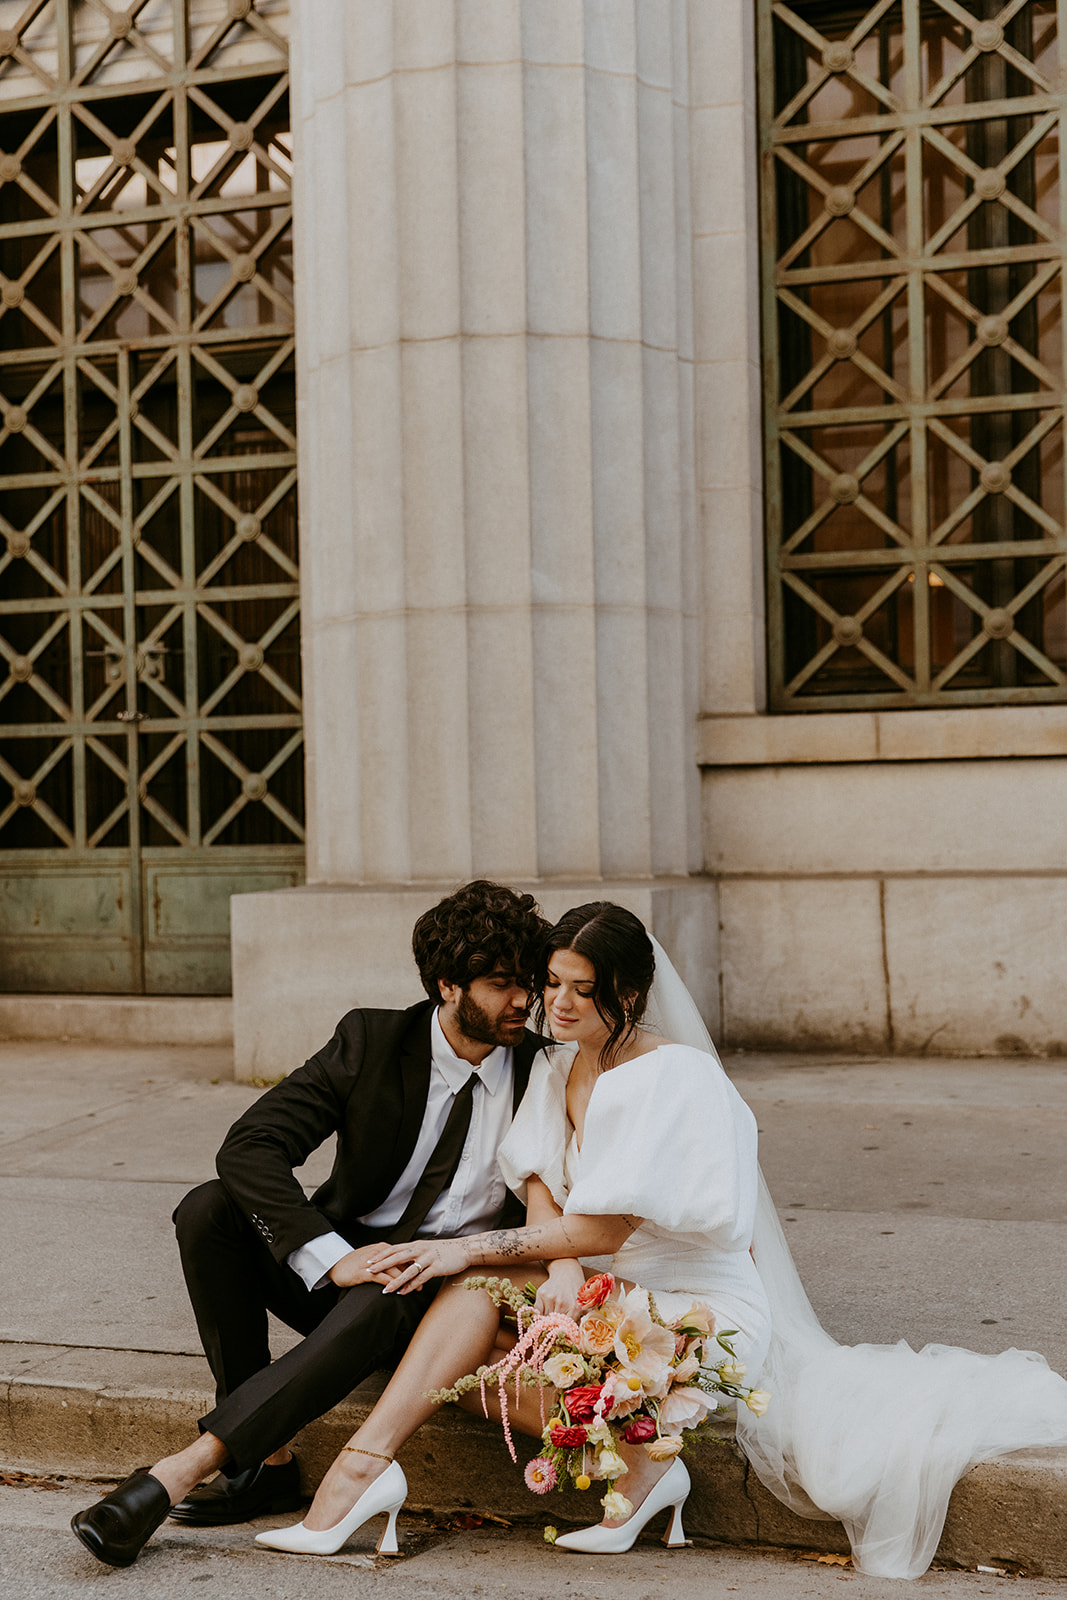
<box><xmin>553</xmin><ymin>1458</ymin><xmax>690</xmax><ymax>1554</ymax></box>
<box><xmin>254</xmin><ymin>1459</ymin><xmax>407</xmax><ymax>1556</ymax></box>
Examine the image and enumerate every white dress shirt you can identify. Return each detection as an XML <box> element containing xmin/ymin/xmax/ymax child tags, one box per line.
<box><xmin>287</xmin><ymin>1008</ymin><xmax>516</xmax><ymax>1290</ymax></box>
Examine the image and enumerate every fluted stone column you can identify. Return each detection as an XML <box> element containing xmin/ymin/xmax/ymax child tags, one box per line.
<box><xmin>232</xmin><ymin>0</ymin><xmax>717</xmax><ymax>1075</ymax></box>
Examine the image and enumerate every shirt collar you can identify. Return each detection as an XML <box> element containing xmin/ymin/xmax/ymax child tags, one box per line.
<box><xmin>431</xmin><ymin>1007</ymin><xmax>510</xmax><ymax>1097</ymax></box>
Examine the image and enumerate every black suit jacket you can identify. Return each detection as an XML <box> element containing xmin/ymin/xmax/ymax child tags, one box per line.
<box><xmin>216</xmin><ymin>1000</ymin><xmax>542</xmax><ymax>1264</ymax></box>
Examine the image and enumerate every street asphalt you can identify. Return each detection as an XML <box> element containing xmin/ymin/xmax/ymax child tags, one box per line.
<box><xmin>3</xmin><ymin>1478</ymin><xmax>1064</xmax><ymax>1600</ymax></box>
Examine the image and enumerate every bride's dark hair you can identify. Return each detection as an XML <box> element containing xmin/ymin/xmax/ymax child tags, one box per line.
<box><xmin>534</xmin><ymin>902</ymin><xmax>656</xmax><ymax>1068</ymax></box>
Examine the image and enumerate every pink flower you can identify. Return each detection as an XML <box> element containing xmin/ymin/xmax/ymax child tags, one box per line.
<box><xmin>597</xmin><ymin>1370</ymin><xmax>644</xmax><ymax>1420</ymax></box>
<box><xmin>525</xmin><ymin>1456</ymin><xmax>557</xmax><ymax>1494</ymax></box>
<box><xmin>621</xmin><ymin>1415</ymin><xmax>657</xmax><ymax>1443</ymax></box>
<box><xmin>576</xmin><ymin>1272</ymin><xmax>616</xmax><ymax>1309</ymax></box>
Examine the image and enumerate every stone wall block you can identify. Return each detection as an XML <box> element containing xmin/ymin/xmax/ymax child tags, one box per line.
<box><xmin>532</xmin><ymin>604</ymin><xmax>602</xmax><ymax>876</ymax></box>
<box><xmin>584</xmin><ymin>0</ymin><xmax>638</xmax><ymax>75</ymax></box>
<box><xmin>343</xmin><ymin>0</ymin><xmax>394</xmax><ymax>86</ymax></box>
<box><xmin>641</xmin><ymin>344</ymin><xmax>684</xmax><ymax>607</ymax></box>
<box><xmin>466</xmin><ymin>606</ymin><xmax>539</xmax><ymax>878</ymax></box>
<box><xmin>646</xmin><ymin>606</ymin><xmax>692</xmax><ymax>876</ymax></box>
<box><xmin>526</xmin><ymin>335</ymin><xmax>595</xmax><ymax>604</ymax></box>
<box><xmin>523</xmin><ymin>62</ymin><xmax>591</xmax><ymax>334</ymax></box>
<box><xmin>691</xmin><ymin>104</ymin><xmax>750</xmax><ymax>239</ymax></box>
<box><xmin>719</xmin><ymin>879</ymin><xmax>890</xmax><ymax>1051</ymax></box>
<box><xmin>354</xmin><ymin>614</ymin><xmax>412</xmax><ymax>881</ymax></box>
<box><xmin>687</xmin><ymin>0</ymin><xmax>752</xmax><ymax>109</ymax></box>
<box><xmin>404</xmin><ymin>607</ymin><xmax>473</xmax><ymax>880</ymax></box>
<box><xmin>637</xmin><ymin>77</ymin><xmax>679</xmax><ymax>351</ymax></box>
<box><xmin>345</xmin><ymin>344</ymin><xmax>405</xmax><ymax>611</ymax></box>
<box><xmin>457</xmin><ymin>60</ymin><xmax>527</xmax><ymax>334</ymax></box>
<box><xmin>695</xmin><ymin>357</ymin><xmax>760</xmax><ymax>489</ymax></box>
<box><xmin>394</xmin><ymin>65</ymin><xmax>462</xmax><ymax>340</ymax></box>
<box><xmin>456</xmin><ymin>0</ymin><xmax>522</xmax><ymax>62</ymax></box>
<box><xmin>704</xmin><ymin>761</ymin><xmax>1067</xmax><ymax>877</ymax></box>
<box><xmin>393</xmin><ymin>0</ymin><xmax>457</xmax><ymax>72</ymax></box>
<box><xmin>585</xmin><ymin>65</ymin><xmax>642</xmax><ymax>342</ymax></box>
<box><xmin>692</xmin><ymin>235</ymin><xmax>757</xmax><ymax>368</ymax></box>
<box><xmin>671</xmin><ymin>100</ymin><xmax>693</xmax><ymax>361</ymax></box>
<box><xmin>885</xmin><ymin>879</ymin><xmax>1067</xmax><ymax>1057</ymax></box>
<box><xmin>461</xmin><ymin>336</ymin><xmax>533</xmax><ymax>604</ymax></box>
<box><xmin>590</xmin><ymin>339</ymin><xmax>647</xmax><ymax>604</ymax></box>
<box><xmin>400</xmin><ymin>338</ymin><xmax>467</xmax><ymax>609</ymax></box>
<box><xmin>636</xmin><ymin>0</ymin><xmax>674</xmax><ymax>89</ymax></box>
<box><xmin>344</xmin><ymin>79</ymin><xmax>401</xmax><ymax>350</ymax></box>
<box><xmin>595</xmin><ymin>605</ymin><xmax>654</xmax><ymax>877</ymax></box>
<box><xmin>520</xmin><ymin>0</ymin><xmax>585</xmax><ymax>64</ymax></box>
<box><xmin>303</xmin><ymin>621</ymin><xmax>361</xmax><ymax>882</ymax></box>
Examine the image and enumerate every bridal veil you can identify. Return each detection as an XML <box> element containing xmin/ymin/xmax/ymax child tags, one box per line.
<box><xmin>644</xmin><ymin>937</ymin><xmax>1067</xmax><ymax>1579</ymax></box>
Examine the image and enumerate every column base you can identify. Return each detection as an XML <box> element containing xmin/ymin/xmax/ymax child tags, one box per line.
<box><xmin>230</xmin><ymin>878</ymin><xmax>719</xmax><ymax>1080</ymax></box>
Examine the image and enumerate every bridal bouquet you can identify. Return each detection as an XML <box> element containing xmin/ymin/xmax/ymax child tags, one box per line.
<box><xmin>429</xmin><ymin>1272</ymin><xmax>770</xmax><ymax>1520</ymax></box>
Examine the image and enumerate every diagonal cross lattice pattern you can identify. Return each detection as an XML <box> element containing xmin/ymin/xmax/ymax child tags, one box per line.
<box><xmin>761</xmin><ymin>0</ymin><xmax>1067</xmax><ymax>708</ymax></box>
<box><xmin>0</xmin><ymin>0</ymin><xmax>302</xmax><ymax>993</ymax></box>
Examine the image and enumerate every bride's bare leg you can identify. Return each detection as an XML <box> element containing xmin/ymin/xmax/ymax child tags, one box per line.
<box><xmin>302</xmin><ymin>1268</ymin><xmax>547</xmax><ymax>1531</ymax></box>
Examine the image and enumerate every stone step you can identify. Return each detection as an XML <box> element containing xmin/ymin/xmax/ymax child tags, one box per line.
<box><xmin>0</xmin><ymin>996</ymin><xmax>233</xmax><ymax>1048</ymax></box>
<box><xmin>3</xmin><ymin>1343</ymin><xmax>1064</xmax><ymax>1577</ymax></box>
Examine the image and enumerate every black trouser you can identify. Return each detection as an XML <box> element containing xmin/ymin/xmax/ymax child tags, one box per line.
<box><xmin>174</xmin><ymin>1180</ymin><xmax>435</xmax><ymax>1473</ymax></box>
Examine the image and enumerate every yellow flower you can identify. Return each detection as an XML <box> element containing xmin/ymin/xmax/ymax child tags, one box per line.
<box><xmin>597</xmin><ymin>1448</ymin><xmax>627</xmax><ymax>1479</ymax></box>
<box><xmin>745</xmin><ymin>1388</ymin><xmax>772</xmax><ymax>1416</ymax></box>
<box><xmin>645</xmin><ymin>1435</ymin><xmax>684</xmax><ymax>1461</ymax></box>
<box><xmin>543</xmin><ymin>1352</ymin><xmax>586</xmax><ymax>1389</ymax></box>
<box><xmin>601</xmin><ymin>1490</ymin><xmax>633</xmax><ymax>1521</ymax></box>
<box><xmin>575</xmin><ymin>1474</ymin><xmax>591</xmax><ymax>1491</ymax></box>
<box><xmin>717</xmin><ymin>1359</ymin><xmax>747</xmax><ymax>1385</ymax></box>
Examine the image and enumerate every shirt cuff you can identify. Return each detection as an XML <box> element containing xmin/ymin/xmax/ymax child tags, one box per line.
<box><xmin>287</xmin><ymin>1231</ymin><xmax>353</xmax><ymax>1291</ymax></box>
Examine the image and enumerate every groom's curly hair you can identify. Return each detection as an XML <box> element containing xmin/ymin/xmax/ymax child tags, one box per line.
<box><xmin>412</xmin><ymin>880</ymin><xmax>548</xmax><ymax>999</ymax></box>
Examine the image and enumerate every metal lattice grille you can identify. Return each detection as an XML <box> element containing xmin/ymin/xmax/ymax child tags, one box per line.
<box><xmin>0</xmin><ymin>0</ymin><xmax>302</xmax><ymax>993</ymax></box>
<box><xmin>760</xmin><ymin>0</ymin><xmax>1067</xmax><ymax>708</ymax></box>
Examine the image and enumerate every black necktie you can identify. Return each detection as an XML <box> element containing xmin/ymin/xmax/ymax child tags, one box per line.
<box><xmin>387</xmin><ymin>1072</ymin><xmax>478</xmax><ymax>1244</ymax></box>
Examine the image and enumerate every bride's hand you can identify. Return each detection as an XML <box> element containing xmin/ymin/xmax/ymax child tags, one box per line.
<box><xmin>534</xmin><ymin>1259</ymin><xmax>586</xmax><ymax>1318</ymax></box>
<box><xmin>373</xmin><ymin>1237</ymin><xmax>470</xmax><ymax>1293</ymax></box>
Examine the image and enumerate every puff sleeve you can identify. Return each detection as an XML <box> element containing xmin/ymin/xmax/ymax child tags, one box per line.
<box><xmin>497</xmin><ymin>1044</ymin><xmax>575</xmax><ymax>1210</ymax></box>
<box><xmin>563</xmin><ymin>1044</ymin><xmax>758</xmax><ymax>1252</ymax></box>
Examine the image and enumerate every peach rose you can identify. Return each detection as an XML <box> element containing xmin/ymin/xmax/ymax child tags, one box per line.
<box><xmin>645</xmin><ymin>1435</ymin><xmax>684</xmax><ymax>1461</ymax></box>
<box><xmin>677</xmin><ymin>1302</ymin><xmax>715</xmax><ymax>1336</ymax></box>
<box><xmin>576</xmin><ymin>1272</ymin><xmax>616</xmax><ymax>1309</ymax></box>
<box><xmin>579</xmin><ymin>1309</ymin><xmax>621</xmax><ymax>1356</ymax></box>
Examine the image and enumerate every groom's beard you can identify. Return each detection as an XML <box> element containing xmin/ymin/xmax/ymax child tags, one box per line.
<box><xmin>455</xmin><ymin>991</ymin><xmax>528</xmax><ymax>1049</ymax></box>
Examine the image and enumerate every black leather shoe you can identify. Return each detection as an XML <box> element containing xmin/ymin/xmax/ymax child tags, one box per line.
<box><xmin>167</xmin><ymin>1456</ymin><xmax>302</xmax><ymax>1526</ymax></box>
<box><xmin>71</xmin><ymin>1469</ymin><xmax>171</xmax><ymax>1567</ymax></box>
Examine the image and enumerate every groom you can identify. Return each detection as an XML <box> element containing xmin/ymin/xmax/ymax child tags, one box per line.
<box><xmin>71</xmin><ymin>879</ymin><xmax>548</xmax><ymax>1567</ymax></box>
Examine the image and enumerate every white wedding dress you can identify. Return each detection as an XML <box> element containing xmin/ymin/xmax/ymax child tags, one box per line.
<box><xmin>498</xmin><ymin>1039</ymin><xmax>772</xmax><ymax>1371</ymax></box>
<box><xmin>499</xmin><ymin>946</ymin><xmax>1067</xmax><ymax>1580</ymax></box>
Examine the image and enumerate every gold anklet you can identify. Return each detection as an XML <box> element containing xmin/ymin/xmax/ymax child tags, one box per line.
<box><xmin>341</xmin><ymin>1446</ymin><xmax>393</xmax><ymax>1462</ymax></box>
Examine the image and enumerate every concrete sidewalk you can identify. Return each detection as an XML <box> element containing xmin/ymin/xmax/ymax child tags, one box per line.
<box><xmin>1</xmin><ymin>1038</ymin><xmax>1065</xmax><ymax>1575</ymax></box>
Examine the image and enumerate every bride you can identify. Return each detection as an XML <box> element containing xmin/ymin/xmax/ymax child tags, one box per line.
<box><xmin>255</xmin><ymin>902</ymin><xmax>1067</xmax><ymax>1578</ymax></box>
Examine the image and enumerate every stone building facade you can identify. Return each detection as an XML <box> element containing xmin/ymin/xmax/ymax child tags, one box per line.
<box><xmin>1</xmin><ymin>0</ymin><xmax>1064</xmax><ymax>1072</ymax></box>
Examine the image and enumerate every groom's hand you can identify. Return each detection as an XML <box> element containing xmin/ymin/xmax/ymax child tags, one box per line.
<box><xmin>328</xmin><ymin>1244</ymin><xmax>404</xmax><ymax>1288</ymax></box>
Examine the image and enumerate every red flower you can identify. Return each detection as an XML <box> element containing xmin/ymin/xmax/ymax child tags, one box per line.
<box><xmin>576</xmin><ymin>1272</ymin><xmax>616</xmax><ymax>1310</ymax></box>
<box><xmin>564</xmin><ymin>1384</ymin><xmax>606</xmax><ymax>1422</ymax></box>
<box><xmin>549</xmin><ymin>1424</ymin><xmax>588</xmax><ymax>1448</ymax></box>
<box><xmin>621</xmin><ymin>1415</ymin><xmax>657</xmax><ymax>1443</ymax></box>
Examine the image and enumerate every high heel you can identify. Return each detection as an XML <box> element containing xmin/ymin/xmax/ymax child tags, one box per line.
<box><xmin>254</xmin><ymin>1459</ymin><xmax>407</xmax><ymax>1556</ymax></box>
<box><xmin>553</xmin><ymin>1458</ymin><xmax>690</xmax><ymax>1554</ymax></box>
